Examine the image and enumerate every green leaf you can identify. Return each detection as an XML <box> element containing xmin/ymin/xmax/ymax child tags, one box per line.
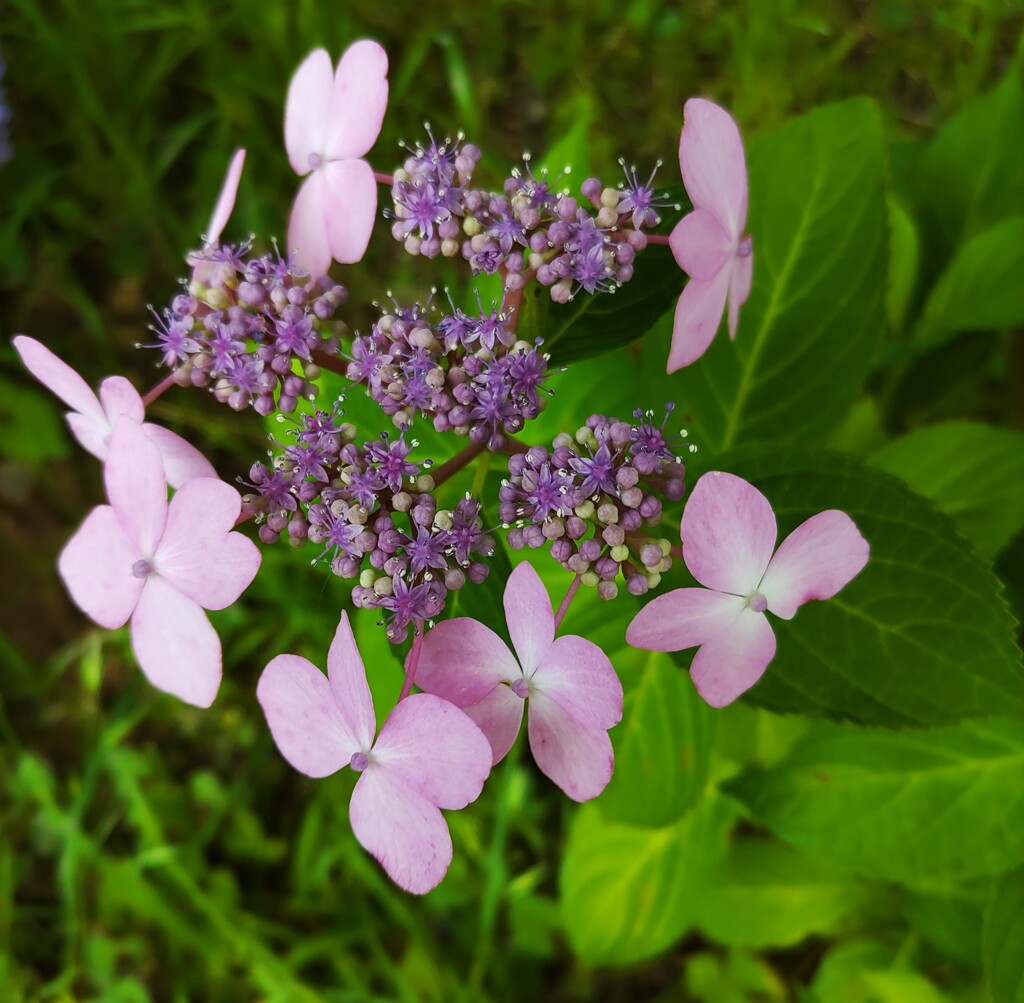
<box><xmin>713</xmin><ymin>448</ymin><xmax>1023</xmax><ymax>726</ymax></box>
<box><xmin>904</xmin><ymin>884</ymin><xmax>986</xmax><ymax>969</ymax></box>
<box><xmin>887</xmin><ymin>194</ymin><xmax>920</xmax><ymax>334</ymax></box>
<box><xmin>598</xmin><ymin>650</ymin><xmax>716</xmax><ymax>827</ymax></box>
<box><xmin>916</xmin><ymin>217</ymin><xmax>1024</xmax><ymax>347</ymax></box>
<box><xmin>728</xmin><ymin>718</ymin><xmax>1024</xmax><ymax>884</ymax></box>
<box><xmin>559</xmin><ymin>794</ymin><xmax>738</xmax><ymax>965</ymax></box>
<box><xmin>694</xmin><ymin>838</ymin><xmax>871</xmax><ymax>948</ymax></box>
<box><xmin>870</xmin><ymin>421</ymin><xmax>1024</xmax><ymax>560</ymax></box>
<box><xmin>662</xmin><ymin>98</ymin><xmax>888</xmax><ymax>452</ymax></box>
<box><xmin>982</xmin><ymin>866</ymin><xmax>1024</xmax><ymax>1003</ymax></box>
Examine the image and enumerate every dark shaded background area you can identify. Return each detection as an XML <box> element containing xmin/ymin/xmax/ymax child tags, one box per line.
<box><xmin>1</xmin><ymin>2</ymin><xmax>1021</xmax><ymax>1000</ymax></box>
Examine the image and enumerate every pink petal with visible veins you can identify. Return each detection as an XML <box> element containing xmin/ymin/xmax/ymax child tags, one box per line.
<box><xmin>527</xmin><ymin>694</ymin><xmax>615</xmax><ymax>802</ymax></box>
<box><xmin>727</xmin><ymin>250</ymin><xmax>753</xmax><ymax>339</ymax></box>
<box><xmin>141</xmin><ymin>423</ymin><xmax>217</xmax><ymax>487</ymax></box>
<box><xmin>13</xmin><ymin>335</ymin><xmax>105</xmax><ymax>422</ymax></box>
<box><xmin>760</xmin><ymin>510</ymin><xmax>870</xmax><ymax>620</ymax></box>
<box><xmin>130</xmin><ymin>575</ymin><xmax>221</xmax><ymax>707</ymax></box>
<box><xmin>462</xmin><ymin>685</ymin><xmax>525</xmax><ymax>765</ymax></box>
<box><xmin>667</xmin><ymin>266</ymin><xmax>731</xmax><ymax>372</ymax></box>
<box><xmin>689</xmin><ymin>607</ymin><xmax>776</xmax><ymax>708</ymax></box>
<box><xmin>206</xmin><ymin>148</ymin><xmax>246</xmax><ymax>244</ymax></box>
<box><xmin>326</xmin><ymin>611</ymin><xmax>377</xmax><ymax>752</ymax></box>
<box><xmin>532</xmin><ymin>634</ymin><xmax>622</xmax><ymax>731</ymax></box>
<box><xmin>417</xmin><ymin>618</ymin><xmax>520</xmax><ymax>706</ymax></box>
<box><xmin>679</xmin><ymin>98</ymin><xmax>748</xmax><ymax>240</ymax></box>
<box><xmin>104</xmin><ymin>418</ymin><xmax>168</xmax><ymax>558</ymax></box>
<box><xmin>257</xmin><ymin>652</ymin><xmax>360</xmax><ymax>776</ymax></box>
<box><xmin>323</xmin><ymin>158</ymin><xmax>377</xmax><ymax>265</ymax></box>
<box><xmin>58</xmin><ymin>505</ymin><xmax>144</xmax><ymax>629</ymax></box>
<box><xmin>626</xmin><ymin>587</ymin><xmax>746</xmax><ymax>653</ymax></box>
<box><xmin>681</xmin><ymin>472</ymin><xmax>777</xmax><ymax>596</ymax></box>
<box><xmin>372</xmin><ymin>693</ymin><xmax>491</xmax><ymax>809</ymax></box>
<box><xmin>284</xmin><ymin>48</ymin><xmax>334</xmax><ymax>175</ymax></box>
<box><xmin>287</xmin><ymin>170</ymin><xmax>332</xmax><ymax>278</ymax></box>
<box><xmin>349</xmin><ymin>766</ymin><xmax>453</xmax><ymax>895</ymax></box>
<box><xmin>325</xmin><ymin>40</ymin><xmax>389</xmax><ymax>161</ymax></box>
<box><xmin>669</xmin><ymin>208</ymin><xmax>735</xmax><ymax>281</ymax></box>
<box><xmin>155</xmin><ymin>477</ymin><xmax>260</xmax><ymax>610</ymax></box>
<box><xmin>503</xmin><ymin>562</ymin><xmax>554</xmax><ymax>674</ymax></box>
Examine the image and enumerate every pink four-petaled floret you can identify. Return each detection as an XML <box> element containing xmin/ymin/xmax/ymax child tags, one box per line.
<box><xmin>58</xmin><ymin>416</ymin><xmax>262</xmax><ymax>707</ymax></box>
<box><xmin>627</xmin><ymin>471</ymin><xmax>869</xmax><ymax>707</ymax></box>
<box><xmin>667</xmin><ymin>98</ymin><xmax>753</xmax><ymax>372</ymax></box>
<box><xmin>284</xmin><ymin>41</ymin><xmax>389</xmax><ymax>276</ymax></box>
<box><xmin>257</xmin><ymin>611</ymin><xmax>492</xmax><ymax>894</ymax></box>
<box><xmin>416</xmin><ymin>563</ymin><xmax>624</xmax><ymax>802</ymax></box>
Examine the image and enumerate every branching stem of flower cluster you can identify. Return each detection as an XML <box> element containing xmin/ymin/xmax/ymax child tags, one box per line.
<box><xmin>430</xmin><ymin>441</ymin><xmax>488</xmax><ymax>488</ymax></box>
<box><xmin>399</xmin><ymin>620</ymin><xmax>424</xmax><ymax>701</ymax></box>
<box><xmin>142</xmin><ymin>371</ymin><xmax>180</xmax><ymax>407</ymax></box>
<box><xmin>553</xmin><ymin>575</ymin><xmax>582</xmax><ymax>632</ymax></box>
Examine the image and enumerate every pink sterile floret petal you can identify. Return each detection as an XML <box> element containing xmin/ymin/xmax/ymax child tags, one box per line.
<box><xmin>257</xmin><ymin>652</ymin><xmax>360</xmax><ymax>777</ymax></box>
<box><xmin>141</xmin><ymin>422</ymin><xmax>218</xmax><ymax>487</ymax></box>
<box><xmin>667</xmin><ymin>266</ymin><xmax>732</xmax><ymax>373</ymax></box>
<box><xmin>527</xmin><ymin>693</ymin><xmax>615</xmax><ymax>802</ymax></box>
<box><xmin>682</xmin><ymin>471</ymin><xmax>777</xmax><ymax>596</ymax></box>
<box><xmin>155</xmin><ymin>477</ymin><xmax>261</xmax><ymax>610</ymax></box>
<box><xmin>690</xmin><ymin>606</ymin><xmax>777</xmax><ymax>708</ymax></box>
<box><xmin>284</xmin><ymin>48</ymin><xmax>334</xmax><ymax>175</ymax></box>
<box><xmin>322</xmin><ymin>158</ymin><xmax>378</xmax><ymax>265</ymax></box>
<box><xmin>98</xmin><ymin>376</ymin><xmax>145</xmax><ymax>426</ymax></box>
<box><xmin>57</xmin><ymin>505</ymin><xmax>144</xmax><ymax>630</ymax></box>
<box><xmin>532</xmin><ymin>634</ymin><xmax>623</xmax><ymax>731</ymax></box>
<box><xmin>416</xmin><ymin>617</ymin><xmax>520</xmax><ymax>706</ymax></box>
<box><xmin>206</xmin><ymin>148</ymin><xmax>246</xmax><ymax>244</ymax></box>
<box><xmin>462</xmin><ymin>684</ymin><xmax>525</xmax><ymax>765</ymax></box>
<box><xmin>13</xmin><ymin>335</ymin><xmax>105</xmax><ymax>422</ymax></box>
<box><xmin>626</xmin><ymin>587</ymin><xmax>747</xmax><ymax>653</ymax></box>
<box><xmin>760</xmin><ymin>509</ymin><xmax>870</xmax><ymax>620</ymax></box>
<box><xmin>130</xmin><ymin>575</ymin><xmax>222</xmax><ymax>708</ymax></box>
<box><xmin>104</xmin><ymin>417</ymin><xmax>168</xmax><ymax>560</ymax></box>
<box><xmin>324</xmin><ymin>40</ymin><xmax>389</xmax><ymax>161</ymax></box>
<box><xmin>669</xmin><ymin>208</ymin><xmax>735</xmax><ymax>281</ymax></box>
<box><xmin>503</xmin><ymin>562</ymin><xmax>555</xmax><ymax>675</ymax></box>
<box><xmin>287</xmin><ymin>170</ymin><xmax>332</xmax><ymax>278</ymax></box>
<box><xmin>326</xmin><ymin>611</ymin><xmax>377</xmax><ymax>751</ymax></box>
<box><xmin>371</xmin><ymin>693</ymin><xmax>491</xmax><ymax>810</ymax></box>
<box><xmin>349</xmin><ymin>766</ymin><xmax>453</xmax><ymax>895</ymax></box>
<box><xmin>728</xmin><ymin>251</ymin><xmax>753</xmax><ymax>339</ymax></box>
<box><xmin>679</xmin><ymin>97</ymin><xmax>748</xmax><ymax>240</ymax></box>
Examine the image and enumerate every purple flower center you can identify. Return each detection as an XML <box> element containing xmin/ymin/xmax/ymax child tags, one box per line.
<box><xmin>748</xmin><ymin>593</ymin><xmax>767</xmax><ymax>613</ymax></box>
<box><xmin>349</xmin><ymin>751</ymin><xmax>369</xmax><ymax>772</ymax></box>
<box><xmin>738</xmin><ymin>235</ymin><xmax>753</xmax><ymax>258</ymax></box>
<box><xmin>131</xmin><ymin>559</ymin><xmax>153</xmax><ymax>579</ymax></box>
<box><xmin>511</xmin><ymin>678</ymin><xmax>530</xmax><ymax>699</ymax></box>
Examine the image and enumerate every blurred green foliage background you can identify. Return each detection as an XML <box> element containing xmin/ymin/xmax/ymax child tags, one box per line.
<box><xmin>1</xmin><ymin>1</ymin><xmax>1023</xmax><ymax>1000</ymax></box>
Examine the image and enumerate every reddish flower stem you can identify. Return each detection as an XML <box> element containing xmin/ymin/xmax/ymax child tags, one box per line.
<box><xmin>373</xmin><ymin>171</ymin><xmax>395</xmax><ymax>186</ymax></box>
<box><xmin>645</xmin><ymin>233</ymin><xmax>672</xmax><ymax>246</ymax></box>
<box><xmin>670</xmin><ymin>544</ymin><xmax>683</xmax><ymax>560</ymax></box>
<box><xmin>142</xmin><ymin>372</ymin><xmax>179</xmax><ymax>407</ymax></box>
<box><xmin>311</xmin><ymin>349</ymin><xmax>350</xmax><ymax>377</ymax></box>
<box><xmin>430</xmin><ymin>441</ymin><xmax>487</xmax><ymax>488</ymax></box>
<box><xmin>399</xmin><ymin>621</ymin><xmax>424</xmax><ymax>701</ymax></box>
<box><xmin>553</xmin><ymin>576</ymin><xmax>582</xmax><ymax>632</ymax></box>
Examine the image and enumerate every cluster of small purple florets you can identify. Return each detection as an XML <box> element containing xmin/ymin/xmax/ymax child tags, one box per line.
<box><xmin>148</xmin><ymin>243</ymin><xmax>347</xmax><ymax>415</ymax></box>
<box><xmin>389</xmin><ymin>131</ymin><xmax>672</xmax><ymax>301</ymax></box>
<box><xmin>240</xmin><ymin>403</ymin><xmax>495</xmax><ymax>642</ymax></box>
<box><xmin>347</xmin><ymin>298</ymin><xmax>549</xmax><ymax>449</ymax></box>
<box><xmin>499</xmin><ymin>407</ymin><xmax>687</xmax><ymax>600</ymax></box>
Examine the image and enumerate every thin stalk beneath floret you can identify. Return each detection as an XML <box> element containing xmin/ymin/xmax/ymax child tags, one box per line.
<box><xmin>399</xmin><ymin>620</ymin><xmax>424</xmax><ymax>700</ymax></box>
<box><xmin>553</xmin><ymin>575</ymin><xmax>582</xmax><ymax>632</ymax></box>
<box><xmin>430</xmin><ymin>441</ymin><xmax>487</xmax><ymax>488</ymax></box>
<box><xmin>645</xmin><ymin>233</ymin><xmax>672</xmax><ymax>246</ymax></box>
<box><xmin>373</xmin><ymin>171</ymin><xmax>395</xmax><ymax>186</ymax></box>
<box><xmin>142</xmin><ymin>371</ymin><xmax>180</xmax><ymax>407</ymax></box>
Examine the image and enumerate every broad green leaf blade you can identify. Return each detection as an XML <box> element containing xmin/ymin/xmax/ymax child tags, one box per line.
<box><xmin>904</xmin><ymin>884</ymin><xmax>986</xmax><ymax>969</ymax></box>
<box><xmin>598</xmin><ymin>650</ymin><xmax>716</xmax><ymax>827</ymax></box>
<box><xmin>870</xmin><ymin>421</ymin><xmax>1024</xmax><ymax>560</ymax></box>
<box><xmin>559</xmin><ymin>794</ymin><xmax>738</xmax><ymax>965</ymax></box>
<box><xmin>728</xmin><ymin>718</ymin><xmax>1024</xmax><ymax>884</ymax></box>
<box><xmin>982</xmin><ymin>866</ymin><xmax>1024</xmax><ymax>1003</ymax></box>
<box><xmin>694</xmin><ymin>839</ymin><xmax>871</xmax><ymax>948</ymax></box>
<box><xmin>887</xmin><ymin>194</ymin><xmax>920</xmax><ymax>335</ymax></box>
<box><xmin>662</xmin><ymin>98</ymin><xmax>888</xmax><ymax>452</ymax></box>
<box><xmin>713</xmin><ymin>448</ymin><xmax>1023</xmax><ymax>726</ymax></box>
<box><xmin>915</xmin><ymin>217</ymin><xmax>1024</xmax><ymax>347</ymax></box>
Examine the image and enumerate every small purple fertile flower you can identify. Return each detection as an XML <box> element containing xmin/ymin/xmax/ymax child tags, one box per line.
<box><xmin>366</xmin><ymin>433</ymin><xmax>420</xmax><ymax>492</ymax></box>
<box><xmin>570</xmin><ymin>441</ymin><xmax>619</xmax><ymax>498</ymax></box>
<box><xmin>404</xmin><ymin>526</ymin><xmax>452</xmax><ymax>576</ymax></box>
<box><xmin>148</xmin><ymin>310</ymin><xmax>200</xmax><ymax>367</ymax></box>
<box><xmin>616</xmin><ymin>160</ymin><xmax>672</xmax><ymax>230</ymax></box>
<box><xmin>273</xmin><ymin>306</ymin><xmax>317</xmax><ymax>360</ymax></box>
<box><xmin>378</xmin><ymin>576</ymin><xmax>437</xmax><ymax>638</ymax></box>
<box><xmin>629</xmin><ymin>403</ymin><xmax>676</xmax><ymax>461</ymax></box>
